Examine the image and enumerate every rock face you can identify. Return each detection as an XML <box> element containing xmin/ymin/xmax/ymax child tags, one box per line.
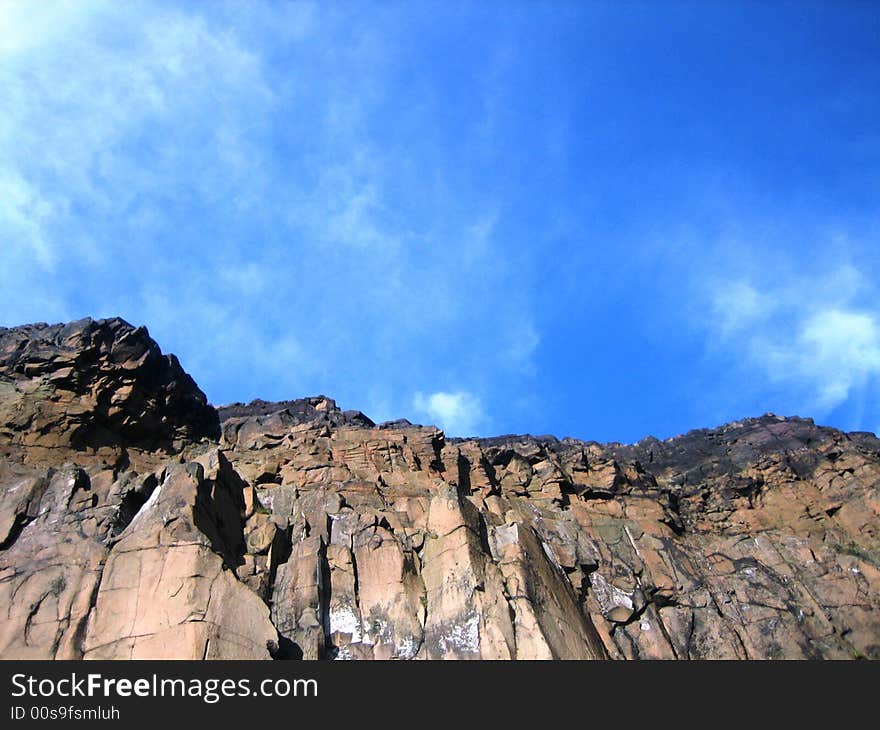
<box><xmin>0</xmin><ymin>318</ymin><xmax>219</xmax><ymax>453</ymax></box>
<box><xmin>1</xmin><ymin>318</ymin><xmax>879</xmax><ymax>659</ymax></box>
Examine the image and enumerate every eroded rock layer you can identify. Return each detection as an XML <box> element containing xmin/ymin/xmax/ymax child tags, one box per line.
<box><xmin>1</xmin><ymin>318</ymin><xmax>878</xmax><ymax>659</ymax></box>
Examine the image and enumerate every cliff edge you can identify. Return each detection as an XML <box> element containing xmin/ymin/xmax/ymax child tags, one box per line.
<box><xmin>1</xmin><ymin>318</ymin><xmax>878</xmax><ymax>659</ymax></box>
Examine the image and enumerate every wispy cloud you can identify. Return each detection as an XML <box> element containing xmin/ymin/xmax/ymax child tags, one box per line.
<box><xmin>0</xmin><ymin>1</ymin><xmax>540</xmax><ymax>434</ymax></box>
<box><xmin>702</xmin><ymin>262</ymin><xmax>880</xmax><ymax>419</ymax></box>
<box><xmin>0</xmin><ymin>0</ymin><xmax>274</xmax><ymax>266</ymax></box>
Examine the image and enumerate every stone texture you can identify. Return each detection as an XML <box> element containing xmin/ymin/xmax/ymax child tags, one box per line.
<box><xmin>1</xmin><ymin>318</ymin><xmax>879</xmax><ymax>660</ymax></box>
<box><xmin>82</xmin><ymin>455</ymin><xmax>276</xmax><ymax>659</ymax></box>
<box><xmin>0</xmin><ymin>317</ymin><xmax>218</xmax><ymax>453</ymax></box>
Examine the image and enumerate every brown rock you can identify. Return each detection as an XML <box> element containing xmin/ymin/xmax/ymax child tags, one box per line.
<box><xmin>2</xmin><ymin>319</ymin><xmax>880</xmax><ymax>660</ymax></box>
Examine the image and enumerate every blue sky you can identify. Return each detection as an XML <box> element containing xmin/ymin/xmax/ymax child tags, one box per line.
<box><xmin>2</xmin><ymin>1</ymin><xmax>879</xmax><ymax>442</ymax></box>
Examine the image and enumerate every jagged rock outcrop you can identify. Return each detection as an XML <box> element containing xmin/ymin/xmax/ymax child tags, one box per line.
<box><xmin>0</xmin><ymin>317</ymin><xmax>219</xmax><ymax>453</ymax></box>
<box><xmin>1</xmin><ymin>317</ymin><xmax>878</xmax><ymax>659</ymax></box>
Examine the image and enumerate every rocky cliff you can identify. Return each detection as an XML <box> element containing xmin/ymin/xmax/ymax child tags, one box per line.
<box><xmin>1</xmin><ymin>317</ymin><xmax>878</xmax><ymax>659</ymax></box>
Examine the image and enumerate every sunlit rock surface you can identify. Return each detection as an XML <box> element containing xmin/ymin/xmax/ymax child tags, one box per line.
<box><xmin>1</xmin><ymin>318</ymin><xmax>878</xmax><ymax>659</ymax></box>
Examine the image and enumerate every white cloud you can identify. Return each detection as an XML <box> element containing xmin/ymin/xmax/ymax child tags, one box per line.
<box><xmin>413</xmin><ymin>391</ymin><xmax>484</xmax><ymax>436</ymax></box>
<box><xmin>705</xmin><ymin>265</ymin><xmax>880</xmax><ymax>416</ymax></box>
<box><xmin>771</xmin><ymin>308</ymin><xmax>880</xmax><ymax>411</ymax></box>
